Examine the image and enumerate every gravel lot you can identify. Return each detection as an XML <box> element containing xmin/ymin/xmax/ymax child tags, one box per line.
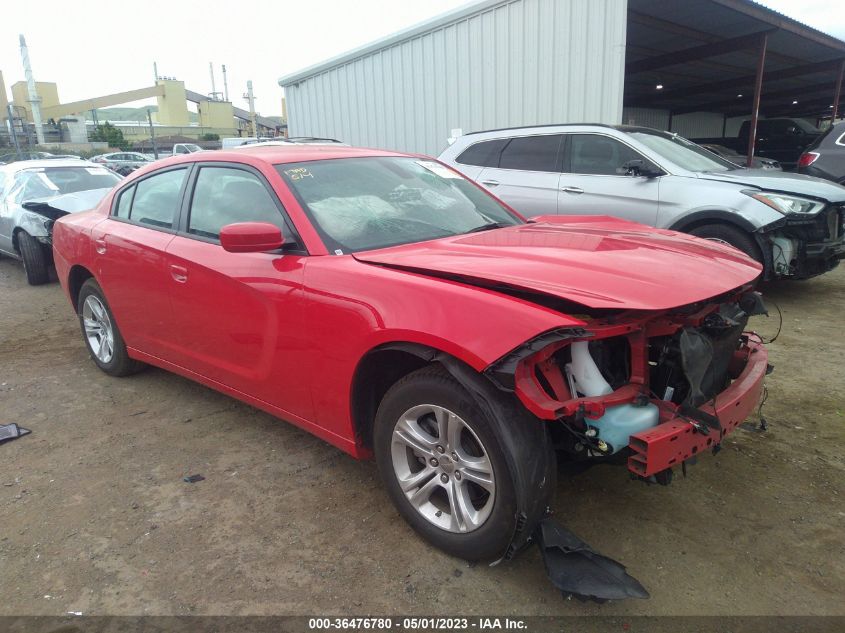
<box><xmin>1</xmin><ymin>256</ymin><xmax>843</xmax><ymax>617</ymax></box>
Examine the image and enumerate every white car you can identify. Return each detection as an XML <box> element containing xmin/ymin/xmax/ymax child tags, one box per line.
<box><xmin>439</xmin><ymin>124</ymin><xmax>845</xmax><ymax>280</ymax></box>
<box><xmin>0</xmin><ymin>160</ymin><xmax>121</xmax><ymax>284</ymax></box>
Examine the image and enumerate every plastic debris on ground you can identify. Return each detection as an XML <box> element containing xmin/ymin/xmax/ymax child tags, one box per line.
<box><xmin>0</xmin><ymin>423</ymin><xmax>31</xmax><ymax>445</ymax></box>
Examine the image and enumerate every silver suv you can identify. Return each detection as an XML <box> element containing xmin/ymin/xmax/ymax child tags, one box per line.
<box><xmin>439</xmin><ymin>124</ymin><xmax>845</xmax><ymax>280</ymax></box>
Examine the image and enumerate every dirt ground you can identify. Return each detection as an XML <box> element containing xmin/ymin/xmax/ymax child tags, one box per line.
<box><xmin>0</xmin><ymin>256</ymin><xmax>843</xmax><ymax>617</ymax></box>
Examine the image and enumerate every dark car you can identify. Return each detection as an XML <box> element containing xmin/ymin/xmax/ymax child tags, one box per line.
<box><xmin>798</xmin><ymin>122</ymin><xmax>845</xmax><ymax>185</ymax></box>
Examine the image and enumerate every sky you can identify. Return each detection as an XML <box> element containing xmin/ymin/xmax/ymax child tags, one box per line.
<box><xmin>1</xmin><ymin>0</ymin><xmax>844</xmax><ymax>119</ymax></box>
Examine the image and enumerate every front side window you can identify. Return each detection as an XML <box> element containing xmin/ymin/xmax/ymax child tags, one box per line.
<box><xmin>188</xmin><ymin>167</ymin><xmax>289</xmax><ymax>241</ymax></box>
<box><xmin>569</xmin><ymin>135</ymin><xmax>644</xmax><ymax>176</ymax></box>
<box><xmin>128</xmin><ymin>168</ymin><xmax>187</xmax><ymax>229</ymax></box>
<box><xmin>278</xmin><ymin>157</ymin><xmax>522</xmax><ymax>253</ymax></box>
<box><xmin>498</xmin><ymin>135</ymin><xmax>562</xmax><ymax>172</ymax></box>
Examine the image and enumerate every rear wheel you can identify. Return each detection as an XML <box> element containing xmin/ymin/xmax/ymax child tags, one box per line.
<box><xmin>18</xmin><ymin>232</ymin><xmax>50</xmax><ymax>285</ymax></box>
<box><xmin>77</xmin><ymin>278</ymin><xmax>145</xmax><ymax>377</ymax></box>
<box><xmin>374</xmin><ymin>366</ymin><xmax>518</xmax><ymax>561</ymax></box>
<box><xmin>689</xmin><ymin>223</ymin><xmax>762</xmax><ymax>263</ymax></box>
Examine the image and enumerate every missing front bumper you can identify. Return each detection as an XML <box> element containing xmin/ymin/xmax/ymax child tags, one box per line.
<box><xmin>628</xmin><ymin>338</ymin><xmax>768</xmax><ymax>477</ymax></box>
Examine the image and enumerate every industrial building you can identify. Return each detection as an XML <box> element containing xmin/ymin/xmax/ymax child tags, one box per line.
<box><xmin>279</xmin><ymin>0</ymin><xmax>845</xmax><ymax>157</ymax></box>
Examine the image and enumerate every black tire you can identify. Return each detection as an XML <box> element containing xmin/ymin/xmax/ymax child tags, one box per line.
<box><xmin>18</xmin><ymin>232</ymin><xmax>50</xmax><ymax>285</ymax></box>
<box><xmin>77</xmin><ymin>278</ymin><xmax>145</xmax><ymax>377</ymax></box>
<box><xmin>688</xmin><ymin>223</ymin><xmax>762</xmax><ymax>263</ymax></box>
<box><xmin>374</xmin><ymin>366</ymin><xmax>518</xmax><ymax>561</ymax></box>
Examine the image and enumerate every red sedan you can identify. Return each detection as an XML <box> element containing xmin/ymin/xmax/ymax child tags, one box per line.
<box><xmin>53</xmin><ymin>146</ymin><xmax>768</xmax><ymax>563</ymax></box>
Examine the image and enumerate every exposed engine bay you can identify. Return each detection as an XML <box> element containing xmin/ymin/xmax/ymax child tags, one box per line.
<box><xmin>486</xmin><ymin>286</ymin><xmax>771</xmax><ymax>482</ymax></box>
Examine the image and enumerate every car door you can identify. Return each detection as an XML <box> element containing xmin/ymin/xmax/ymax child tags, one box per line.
<box><xmin>91</xmin><ymin>166</ymin><xmax>188</xmax><ymax>359</ymax></box>
<box><xmin>164</xmin><ymin>163</ymin><xmax>313</xmax><ymax>421</ymax></box>
<box><xmin>558</xmin><ymin>133</ymin><xmax>661</xmax><ymax>225</ymax></box>
<box><xmin>475</xmin><ymin>134</ymin><xmax>563</xmax><ymax>217</ymax></box>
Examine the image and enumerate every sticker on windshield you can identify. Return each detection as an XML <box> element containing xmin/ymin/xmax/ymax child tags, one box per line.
<box><xmin>85</xmin><ymin>167</ymin><xmax>110</xmax><ymax>175</ymax></box>
<box><xmin>37</xmin><ymin>173</ymin><xmax>59</xmax><ymax>190</ymax></box>
<box><xmin>285</xmin><ymin>167</ymin><xmax>313</xmax><ymax>181</ymax></box>
<box><xmin>416</xmin><ymin>160</ymin><xmax>462</xmax><ymax>179</ymax></box>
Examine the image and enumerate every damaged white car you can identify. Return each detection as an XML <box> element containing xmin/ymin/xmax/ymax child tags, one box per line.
<box><xmin>0</xmin><ymin>160</ymin><xmax>120</xmax><ymax>285</ymax></box>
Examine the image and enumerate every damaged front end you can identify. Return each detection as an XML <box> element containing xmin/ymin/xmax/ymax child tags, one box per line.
<box><xmin>475</xmin><ymin>287</ymin><xmax>770</xmax><ymax>601</ymax></box>
<box><xmin>487</xmin><ymin>286</ymin><xmax>770</xmax><ymax>484</ymax></box>
<box><xmin>758</xmin><ymin>203</ymin><xmax>845</xmax><ymax>279</ymax></box>
<box><xmin>19</xmin><ymin>187</ymin><xmax>113</xmax><ymax>246</ymax></box>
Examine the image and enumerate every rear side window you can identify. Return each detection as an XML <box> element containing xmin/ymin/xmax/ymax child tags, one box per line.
<box><xmin>455</xmin><ymin>138</ymin><xmax>508</xmax><ymax>167</ymax></box>
<box><xmin>187</xmin><ymin>166</ymin><xmax>289</xmax><ymax>240</ymax></box>
<box><xmin>114</xmin><ymin>186</ymin><xmax>134</xmax><ymax>218</ymax></box>
<box><xmin>498</xmin><ymin>135</ymin><xmax>562</xmax><ymax>172</ymax></box>
<box><xmin>569</xmin><ymin>134</ymin><xmax>642</xmax><ymax>176</ymax></box>
<box><xmin>128</xmin><ymin>168</ymin><xmax>187</xmax><ymax>229</ymax></box>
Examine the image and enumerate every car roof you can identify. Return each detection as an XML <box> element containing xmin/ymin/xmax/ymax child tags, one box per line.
<box><xmin>460</xmin><ymin>122</ymin><xmax>670</xmax><ymax>138</ymax></box>
<box><xmin>0</xmin><ymin>158</ymin><xmax>99</xmax><ymax>172</ymax></box>
<box><xmin>156</xmin><ymin>145</ymin><xmax>412</xmax><ymax>167</ymax></box>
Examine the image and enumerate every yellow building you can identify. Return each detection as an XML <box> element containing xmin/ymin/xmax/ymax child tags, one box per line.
<box><xmin>197</xmin><ymin>99</ymin><xmax>235</xmax><ymax>129</ymax></box>
<box><xmin>11</xmin><ymin>80</ymin><xmax>60</xmax><ymax>121</ymax></box>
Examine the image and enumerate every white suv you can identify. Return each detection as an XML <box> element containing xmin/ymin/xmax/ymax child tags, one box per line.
<box><xmin>438</xmin><ymin>124</ymin><xmax>845</xmax><ymax>280</ymax></box>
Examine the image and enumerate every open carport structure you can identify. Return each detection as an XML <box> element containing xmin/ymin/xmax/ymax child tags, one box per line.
<box><xmin>280</xmin><ymin>0</ymin><xmax>845</xmax><ymax>160</ymax></box>
<box><xmin>624</xmin><ymin>0</ymin><xmax>845</xmax><ymax>164</ymax></box>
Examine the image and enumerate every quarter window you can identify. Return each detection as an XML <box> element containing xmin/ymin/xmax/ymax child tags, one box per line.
<box><xmin>455</xmin><ymin>138</ymin><xmax>509</xmax><ymax>167</ymax></box>
<box><xmin>569</xmin><ymin>135</ymin><xmax>643</xmax><ymax>176</ymax></box>
<box><xmin>129</xmin><ymin>168</ymin><xmax>187</xmax><ymax>229</ymax></box>
<box><xmin>115</xmin><ymin>186</ymin><xmax>134</xmax><ymax>218</ymax></box>
<box><xmin>498</xmin><ymin>135</ymin><xmax>562</xmax><ymax>172</ymax></box>
<box><xmin>187</xmin><ymin>167</ymin><xmax>288</xmax><ymax>241</ymax></box>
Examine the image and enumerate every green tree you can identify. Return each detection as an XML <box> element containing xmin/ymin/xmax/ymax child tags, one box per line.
<box><xmin>200</xmin><ymin>133</ymin><xmax>220</xmax><ymax>141</ymax></box>
<box><xmin>89</xmin><ymin>122</ymin><xmax>130</xmax><ymax>151</ymax></box>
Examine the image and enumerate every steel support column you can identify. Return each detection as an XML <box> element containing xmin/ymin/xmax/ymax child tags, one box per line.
<box><xmin>747</xmin><ymin>34</ymin><xmax>768</xmax><ymax>168</ymax></box>
<box><xmin>833</xmin><ymin>60</ymin><xmax>845</xmax><ymax>122</ymax></box>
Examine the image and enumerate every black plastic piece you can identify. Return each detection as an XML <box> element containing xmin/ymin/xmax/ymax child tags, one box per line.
<box><xmin>535</xmin><ymin>518</ymin><xmax>650</xmax><ymax>602</ymax></box>
<box><xmin>0</xmin><ymin>423</ymin><xmax>31</xmax><ymax>444</ymax></box>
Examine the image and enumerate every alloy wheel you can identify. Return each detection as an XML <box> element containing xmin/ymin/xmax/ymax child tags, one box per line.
<box><xmin>82</xmin><ymin>295</ymin><xmax>115</xmax><ymax>363</ymax></box>
<box><xmin>390</xmin><ymin>404</ymin><xmax>495</xmax><ymax>533</ymax></box>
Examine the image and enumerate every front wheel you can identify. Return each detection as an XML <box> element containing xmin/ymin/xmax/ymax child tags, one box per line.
<box><xmin>18</xmin><ymin>232</ymin><xmax>50</xmax><ymax>285</ymax></box>
<box><xmin>688</xmin><ymin>223</ymin><xmax>762</xmax><ymax>264</ymax></box>
<box><xmin>374</xmin><ymin>366</ymin><xmax>517</xmax><ymax>561</ymax></box>
<box><xmin>77</xmin><ymin>278</ymin><xmax>145</xmax><ymax>377</ymax></box>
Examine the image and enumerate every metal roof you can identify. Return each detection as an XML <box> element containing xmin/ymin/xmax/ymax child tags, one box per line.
<box><xmin>625</xmin><ymin>0</ymin><xmax>845</xmax><ymax>120</ymax></box>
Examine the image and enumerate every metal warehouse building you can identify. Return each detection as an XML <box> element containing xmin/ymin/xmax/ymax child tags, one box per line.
<box><xmin>279</xmin><ymin>0</ymin><xmax>845</xmax><ymax>157</ymax></box>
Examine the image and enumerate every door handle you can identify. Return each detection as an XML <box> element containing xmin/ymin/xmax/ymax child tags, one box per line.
<box><xmin>560</xmin><ymin>186</ymin><xmax>584</xmax><ymax>194</ymax></box>
<box><xmin>94</xmin><ymin>239</ymin><xmax>107</xmax><ymax>255</ymax></box>
<box><xmin>480</xmin><ymin>180</ymin><xmax>500</xmax><ymax>187</ymax></box>
<box><xmin>170</xmin><ymin>264</ymin><xmax>188</xmax><ymax>283</ymax></box>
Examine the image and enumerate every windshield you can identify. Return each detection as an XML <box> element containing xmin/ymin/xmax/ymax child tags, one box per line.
<box><xmin>12</xmin><ymin>166</ymin><xmax>120</xmax><ymax>203</ymax></box>
<box><xmin>630</xmin><ymin>132</ymin><xmax>739</xmax><ymax>172</ymax></box>
<box><xmin>277</xmin><ymin>156</ymin><xmax>522</xmax><ymax>253</ymax></box>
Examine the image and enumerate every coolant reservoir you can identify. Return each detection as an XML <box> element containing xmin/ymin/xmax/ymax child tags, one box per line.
<box><xmin>589</xmin><ymin>403</ymin><xmax>659</xmax><ymax>454</ymax></box>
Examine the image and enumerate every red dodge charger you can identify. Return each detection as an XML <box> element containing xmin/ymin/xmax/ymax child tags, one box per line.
<box><xmin>54</xmin><ymin>145</ymin><xmax>768</xmax><ymax>564</ymax></box>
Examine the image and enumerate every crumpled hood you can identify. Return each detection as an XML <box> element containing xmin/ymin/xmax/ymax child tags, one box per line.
<box><xmin>21</xmin><ymin>187</ymin><xmax>112</xmax><ymax>220</ymax></box>
<box><xmin>352</xmin><ymin>216</ymin><xmax>762</xmax><ymax>311</ymax></box>
<box><xmin>698</xmin><ymin>170</ymin><xmax>845</xmax><ymax>202</ymax></box>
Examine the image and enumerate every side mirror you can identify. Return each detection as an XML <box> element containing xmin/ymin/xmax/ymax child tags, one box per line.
<box><xmin>219</xmin><ymin>222</ymin><xmax>284</xmax><ymax>253</ymax></box>
<box><xmin>618</xmin><ymin>159</ymin><xmax>663</xmax><ymax>178</ymax></box>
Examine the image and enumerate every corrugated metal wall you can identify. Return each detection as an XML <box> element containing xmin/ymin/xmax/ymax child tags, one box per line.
<box><xmin>281</xmin><ymin>0</ymin><xmax>628</xmax><ymax>156</ymax></box>
<box><xmin>621</xmin><ymin>106</ymin><xmax>670</xmax><ymax>130</ymax></box>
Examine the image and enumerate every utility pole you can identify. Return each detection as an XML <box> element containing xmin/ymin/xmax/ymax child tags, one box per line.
<box><xmin>19</xmin><ymin>34</ymin><xmax>45</xmax><ymax>145</ymax></box>
<box><xmin>147</xmin><ymin>108</ymin><xmax>158</xmax><ymax>159</ymax></box>
<box><xmin>222</xmin><ymin>64</ymin><xmax>229</xmax><ymax>102</ymax></box>
<box><xmin>153</xmin><ymin>61</ymin><xmax>159</xmax><ymax>81</ymax></box>
<box><xmin>245</xmin><ymin>80</ymin><xmax>257</xmax><ymax>138</ymax></box>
